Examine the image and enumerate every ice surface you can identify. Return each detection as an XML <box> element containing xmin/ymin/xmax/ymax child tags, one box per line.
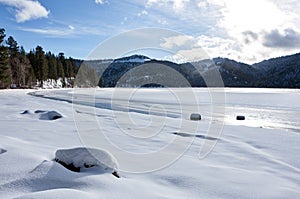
<box><xmin>0</xmin><ymin>88</ymin><xmax>299</xmax><ymax>198</ymax></box>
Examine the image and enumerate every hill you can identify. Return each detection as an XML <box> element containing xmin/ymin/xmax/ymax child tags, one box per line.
<box><xmin>81</xmin><ymin>53</ymin><xmax>300</xmax><ymax>88</ymax></box>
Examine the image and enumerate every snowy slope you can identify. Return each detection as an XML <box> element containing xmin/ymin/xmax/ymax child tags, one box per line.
<box><xmin>0</xmin><ymin>88</ymin><xmax>299</xmax><ymax>198</ymax></box>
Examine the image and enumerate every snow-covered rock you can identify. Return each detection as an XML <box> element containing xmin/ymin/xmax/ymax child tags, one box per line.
<box><xmin>20</xmin><ymin>109</ymin><xmax>63</xmax><ymax>120</ymax></box>
<box><xmin>39</xmin><ymin>111</ymin><xmax>62</xmax><ymax>120</ymax></box>
<box><xmin>54</xmin><ymin>147</ymin><xmax>119</xmax><ymax>178</ymax></box>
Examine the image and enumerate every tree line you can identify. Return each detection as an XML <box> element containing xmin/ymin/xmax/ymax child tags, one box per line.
<box><xmin>0</xmin><ymin>28</ymin><xmax>79</xmax><ymax>89</ymax></box>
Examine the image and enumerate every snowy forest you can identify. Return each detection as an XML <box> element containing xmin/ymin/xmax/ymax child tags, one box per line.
<box><xmin>0</xmin><ymin>28</ymin><xmax>79</xmax><ymax>89</ymax></box>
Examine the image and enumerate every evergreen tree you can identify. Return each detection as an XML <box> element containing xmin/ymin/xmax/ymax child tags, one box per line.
<box><xmin>0</xmin><ymin>28</ymin><xmax>79</xmax><ymax>88</ymax></box>
<box><xmin>46</xmin><ymin>52</ymin><xmax>58</xmax><ymax>80</ymax></box>
<box><xmin>0</xmin><ymin>28</ymin><xmax>11</xmax><ymax>88</ymax></box>
<box><xmin>6</xmin><ymin>36</ymin><xmax>18</xmax><ymax>56</ymax></box>
<box><xmin>56</xmin><ymin>58</ymin><xmax>65</xmax><ymax>78</ymax></box>
<box><xmin>19</xmin><ymin>46</ymin><xmax>32</xmax><ymax>86</ymax></box>
<box><xmin>6</xmin><ymin>36</ymin><xmax>20</xmax><ymax>87</ymax></box>
<box><xmin>27</xmin><ymin>50</ymin><xmax>37</xmax><ymax>84</ymax></box>
<box><xmin>34</xmin><ymin>46</ymin><xmax>48</xmax><ymax>87</ymax></box>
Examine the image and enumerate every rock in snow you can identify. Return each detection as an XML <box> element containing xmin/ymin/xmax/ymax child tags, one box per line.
<box><xmin>0</xmin><ymin>148</ymin><xmax>7</xmax><ymax>154</ymax></box>
<box><xmin>39</xmin><ymin>111</ymin><xmax>62</xmax><ymax>120</ymax></box>
<box><xmin>21</xmin><ymin>110</ymin><xmax>31</xmax><ymax>114</ymax></box>
<box><xmin>20</xmin><ymin>109</ymin><xmax>63</xmax><ymax>120</ymax></box>
<box><xmin>54</xmin><ymin>147</ymin><xmax>120</xmax><ymax>178</ymax></box>
<box><xmin>236</xmin><ymin>115</ymin><xmax>246</xmax><ymax>120</ymax></box>
<box><xmin>190</xmin><ymin>113</ymin><xmax>201</xmax><ymax>121</ymax></box>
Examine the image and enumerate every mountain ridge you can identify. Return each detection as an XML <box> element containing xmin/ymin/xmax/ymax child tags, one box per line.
<box><xmin>82</xmin><ymin>53</ymin><xmax>300</xmax><ymax>88</ymax></box>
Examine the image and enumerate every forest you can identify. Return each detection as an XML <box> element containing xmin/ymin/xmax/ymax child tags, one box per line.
<box><xmin>0</xmin><ymin>28</ymin><xmax>79</xmax><ymax>89</ymax></box>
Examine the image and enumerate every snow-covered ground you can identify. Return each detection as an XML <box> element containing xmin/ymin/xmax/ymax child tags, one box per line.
<box><xmin>0</xmin><ymin>88</ymin><xmax>299</xmax><ymax>198</ymax></box>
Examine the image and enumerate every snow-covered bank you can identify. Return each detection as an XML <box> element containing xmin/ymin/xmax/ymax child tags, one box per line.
<box><xmin>0</xmin><ymin>89</ymin><xmax>299</xmax><ymax>198</ymax></box>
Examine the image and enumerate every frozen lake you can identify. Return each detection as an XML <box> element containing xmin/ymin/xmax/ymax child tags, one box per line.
<box><xmin>35</xmin><ymin>87</ymin><xmax>300</xmax><ymax>133</ymax></box>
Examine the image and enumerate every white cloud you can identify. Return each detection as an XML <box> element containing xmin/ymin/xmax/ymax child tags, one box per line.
<box><xmin>0</xmin><ymin>0</ymin><xmax>49</xmax><ymax>23</ymax></box>
<box><xmin>146</xmin><ymin>0</ymin><xmax>190</xmax><ymax>12</ymax></box>
<box><xmin>205</xmin><ymin>0</ymin><xmax>225</xmax><ymax>7</ymax></box>
<box><xmin>138</xmin><ymin>10</ymin><xmax>148</xmax><ymax>17</ymax></box>
<box><xmin>160</xmin><ymin>35</ymin><xmax>194</xmax><ymax>50</ymax></box>
<box><xmin>158</xmin><ymin>18</ymin><xmax>168</xmax><ymax>25</ymax></box>
<box><xmin>21</xmin><ymin>27</ymin><xmax>74</xmax><ymax>37</ymax></box>
<box><xmin>170</xmin><ymin>32</ymin><xmax>300</xmax><ymax>64</ymax></box>
<box><xmin>68</xmin><ymin>25</ymin><xmax>75</xmax><ymax>30</ymax></box>
<box><xmin>173</xmin><ymin>0</ymin><xmax>189</xmax><ymax>11</ymax></box>
<box><xmin>121</xmin><ymin>17</ymin><xmax>128</xmax><ymax>25</ymax></box>
<box><xmin>21</xmin><ymin>24</ymin><xmax>114</xmax><ymax>38</ymax></box>
<box><xmin>197</xmin><ymin>1</ymin><xmax>208</xmax><ymax>9</ymax></box>
<box><xmin>201</xmin><ymin>0</ymin><xmax>300</xmax><ymax>63</ymax></box>
<box><xmin>95</xmin><ymin>0</ymin><xmax>106</xmax><ymax>4</ymax></box>
<box><xmin>218</xmin><ymin>0</ymin><xmax>290</xmax><ymax>35</ymax></box>
<box><xmin>160</xmin><ymin>34</ymin><xmax>242</xmax><ymax>63</ymax></box>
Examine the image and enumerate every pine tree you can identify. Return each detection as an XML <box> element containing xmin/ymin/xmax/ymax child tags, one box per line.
<box><xmin>34</xmin><ymin>46</ymin><xmax>48</xmax><ymax>87</ymax></box>
<box><xmin>0</xmin><ymin>28</ymin><xmax>11</xmax><ymax>88</ymax></box>
<box><xmin>56</xmin><ymin>58</ymin><xmax>65</xmax><ymax>79</ymax></box>
<box><xmin>27</xmin><ymin>50</ymin><xmax>37</xmax><ymax>86</ymax></box>
<box><xmin>0</xmin><ymin>28</ymin><xmax>80</xmax><ymax>88</ymax></box>
<box><xmin>6</xmin><ymin>36</ymin><xmax>20</xmax><ymax>87</ymax></box>
<box><xmin>46</xmin><ymin>52</ymin><xmax>58</xmax><ymax>80</ymax></box>
<box><xmin>19</xmin><ymin>46</ymin><xmax>32</xmax><ymax>87</ymax></box>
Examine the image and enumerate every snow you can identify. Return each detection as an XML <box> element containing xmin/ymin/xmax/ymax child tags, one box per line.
<box><xmin>0</xmin><ymin>88</ymin><xmax>299</xmax><ymax>198</ymax></box>
<box><xmin>33</xmin><ymin>77</ymin><xmax>73</xmax><ymax>89</ymax></box>
<box><xmin>114</xmin><ymin>58</ymin><xmax>150</xmax><ymax>63</ymax></box>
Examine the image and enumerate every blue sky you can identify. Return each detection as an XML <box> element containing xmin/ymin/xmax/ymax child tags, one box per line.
<box><xmin>1</xmin><ymin>0</ymin><xmax>300</xmax><ymax>64</ymax></box>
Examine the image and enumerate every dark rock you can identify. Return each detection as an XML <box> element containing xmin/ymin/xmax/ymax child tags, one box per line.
<box><xmin>39</xmin><ymin>111</ymin><xmax>62</xmax><ymax>120</ymax></box>
<box><xmin>190</xmin><ymin>113</ymin><xmax>201</xmax><ymax>121</ymax></box>
<box><xmin>112</xmin><ymin>171</ymin><xmax>120</xmax><ymax>178</ymax></box>
<box><xmin>0</xmin><ymin>148</ymin><xmax>7</xmax><ymax>154</ymax></box>
<box><xmin>21</xmin><ymin>110</ymin><xmax>30</xmax><ymax>114</ymax></box>
<box><xmin>236</xmin><ymin>115</ymin><xmax>245</xmax><ymax>120</ymax></box>
<box><xmin>55</xmin><ymin>158</ymin><xmax>80</xmax><ymax>172</ymax></box>
<box><xmin>34</xmin><ymin>110</ymin><xmax>46</xmax><ymax>113</ymax></box>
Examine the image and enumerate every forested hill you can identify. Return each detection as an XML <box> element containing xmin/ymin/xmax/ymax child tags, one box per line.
<box><xmin>211</xmin><ymin>53</ymin><xmax>300</xmax><ymax>88</ymax></box>
<box><xmin>0</xmin><ymin>28</ymin><xmax>80</xmax><ymax>89</ymax></box>
<box><xmin>83</xmin><ymin>53</ymin><xmax>300</xmax><ymax>88</ymax></box>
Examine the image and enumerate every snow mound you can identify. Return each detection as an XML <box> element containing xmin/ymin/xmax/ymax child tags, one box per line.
<box><xmin>0</xmin><ymin>148</ymin><xmax>7</xmax><ymax>154</ymax></box>
<box><xmin>39</xmin><ymin>111</ymin><xmax>62</xmax><ymax>120</ymax></box>
<box><xmin>54</xmin><ymin>147</ymin><xmax>119</xmax><ymax>178</ymax></box>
